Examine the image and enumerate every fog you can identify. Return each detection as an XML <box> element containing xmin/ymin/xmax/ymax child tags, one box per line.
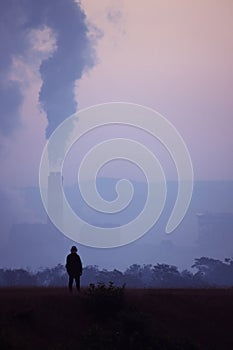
<box><xmin>0</xmin><ymin>179</ymin><xmax>232</xmax><ymax>271</ymax></box>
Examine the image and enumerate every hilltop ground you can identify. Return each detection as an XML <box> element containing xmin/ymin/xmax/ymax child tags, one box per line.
<box><xmin>0</xmin><ymin>287</ymin><xmax>232</xmax><ymax>349</ymax></box>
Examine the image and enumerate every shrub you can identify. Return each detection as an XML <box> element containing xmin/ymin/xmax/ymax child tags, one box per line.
<box><xmin>85</xmin><ymin>282</ymin><xmax>125</xmax><ymax>319</ymax></box>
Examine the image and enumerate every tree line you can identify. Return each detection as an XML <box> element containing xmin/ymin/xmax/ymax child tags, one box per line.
<box><xmin>0</xmin><ymin>257</ymin><xmax>233</xmax><ymax>288</ymax></box>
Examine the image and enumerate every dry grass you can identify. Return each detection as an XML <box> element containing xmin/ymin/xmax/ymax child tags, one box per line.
<box><xmin>0</xmin><ymin>287</ymin><xmax>232</xmax><ymax>349</ymax></box>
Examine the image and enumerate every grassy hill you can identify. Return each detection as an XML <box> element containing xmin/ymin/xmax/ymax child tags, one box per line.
<box><xmin>0</xmin><ymin>287</ymin><xmax>232</xmax><ymax>349</ymax></box>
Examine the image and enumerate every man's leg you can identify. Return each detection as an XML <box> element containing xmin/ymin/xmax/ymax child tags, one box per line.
<box><xmin>75</xmin><ymin>275</ymin><xmax>80</xmax><ymax>292</ymax></box>
<box><xmin>68</xmin><ymin>275</ymin><xmax>73</xmax><ymax>292</ymax></box>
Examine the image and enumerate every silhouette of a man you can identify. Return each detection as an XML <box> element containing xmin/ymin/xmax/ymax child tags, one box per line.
<box><xmin>66</xmin><ymin>246</ymin><xmax>83</xmax><ymax>292</ymax></box>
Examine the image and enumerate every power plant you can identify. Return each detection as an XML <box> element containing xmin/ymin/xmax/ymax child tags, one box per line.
<box><xmin>197</xmin><ymin>212</ymin><xmax>233</xmax><ymax>251</ymax></box>
<box><xmin>47</xmin><ymin>172</ymin><xmax>64</xmax><ymax>230</ymax></box>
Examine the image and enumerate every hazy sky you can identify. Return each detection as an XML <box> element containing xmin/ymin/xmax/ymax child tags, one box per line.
<box><xmin>0</xmin><ymin>0</ymin><xmax>233</xmax><ymax>269</ymax></box>
<box><xmin>0</xmin><ymin>0</ymin><xmax>233</xmax><ymax>188</ymax></box>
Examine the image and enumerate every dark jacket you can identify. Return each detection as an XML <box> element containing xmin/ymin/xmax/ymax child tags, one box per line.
<box><xmin>66</xmin><ymin>253</ymin><xmax>83</xmax><ymax>277</ymax></box>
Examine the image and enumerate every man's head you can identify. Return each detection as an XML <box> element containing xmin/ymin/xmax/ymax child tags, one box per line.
<box><xmin>70</xmin><ymin>246</ymin><xmax>78</xmax><ymax>253</ymax></box>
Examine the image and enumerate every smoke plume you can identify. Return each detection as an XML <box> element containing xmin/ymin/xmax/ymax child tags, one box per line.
<box><xmin>0</xmin><ymin>0</ymin><xmax>95</xmax><ymax>139</ymax></box>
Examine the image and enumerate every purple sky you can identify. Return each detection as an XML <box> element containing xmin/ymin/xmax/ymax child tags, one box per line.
<box><xmin>0</xmin><ymin>0</ymin><xmax>232</xmax><ymax>269</ymax></box>
<box><xmin>0</xmin><ymin>0</ymin><xmax>233</xmax><ymax>188</ymax></box>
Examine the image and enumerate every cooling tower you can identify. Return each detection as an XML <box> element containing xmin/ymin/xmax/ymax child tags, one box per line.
<box><xmin>47</xmin><ymin>172</ymin><xmax>64</xmax><ymax>229</ymax></box>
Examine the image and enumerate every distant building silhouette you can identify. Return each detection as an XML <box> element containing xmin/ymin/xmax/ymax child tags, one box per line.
<box><xmin>7</xmin><ymin>222</ymin><xmax>71</xmax><ymax>268</ymax></box>
<box><xmin>197</xmin><ymin>212</ymin><xmax>233</xmax><ymax>253</ymax></box>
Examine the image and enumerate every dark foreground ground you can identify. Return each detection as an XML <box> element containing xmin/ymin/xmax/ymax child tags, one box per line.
<box><xmin>0</xmin><ymin>287</ymin><xmax>232</xmax><ymax>350</ymax></box>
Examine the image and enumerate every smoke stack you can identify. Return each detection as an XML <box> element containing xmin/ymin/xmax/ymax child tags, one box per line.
<box><xmin>47</xmin><ymin>172</ymin><xmax>63</xmax><ymax>230</ymax></box>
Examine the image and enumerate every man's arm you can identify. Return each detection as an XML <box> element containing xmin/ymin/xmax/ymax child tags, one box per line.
<box><xmin>65</xmin><ymin>255</ymin><xmax>70</xmax><ymax>272</ymax></box>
